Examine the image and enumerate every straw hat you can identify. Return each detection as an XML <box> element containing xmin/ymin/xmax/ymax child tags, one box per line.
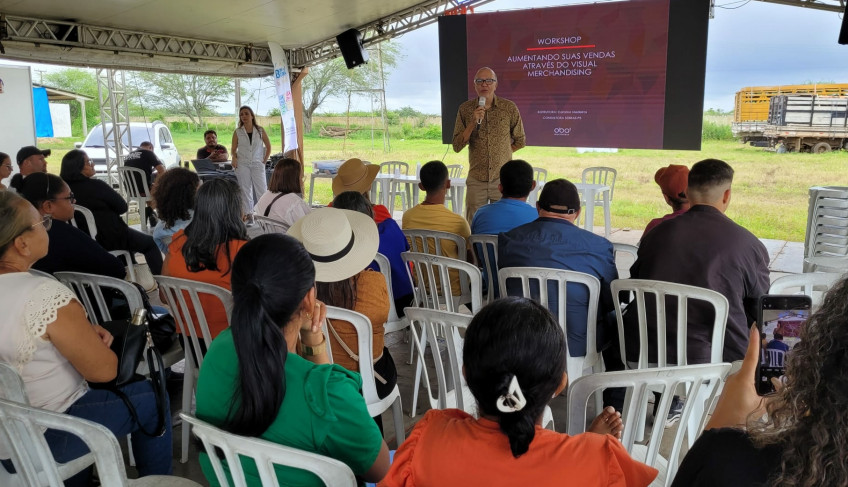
<box><xmin>287</xmin><ymin>207</ymin><xmax>379</xmax><ymax>282</ymax></box>
<box><xmin>332</xmin><ymin>158</ymin><xmax>380</xmax><ymax>196</ymax></box>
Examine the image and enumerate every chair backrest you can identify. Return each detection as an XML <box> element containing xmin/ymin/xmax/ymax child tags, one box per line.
<box><xmin>0</xmin><ymin>397</ymin><xmax>133</xmax><ymax>487</ymax></box>
<box><xmin>404</xmin><ymin>308</ymin><xmax>474</xmax><ymax>413</ymax></box>
<box><xmin>767</xmin><ymin>348</ymin><xmax>785</xmax><ymax>367</ymax></box>
<box><xmin>445</xmin><ymin>164</ymin><xmax>464</xmax><ymax>178</ymax></box>
<box><xmin>28</xmin><ymin>269</ymin><xmax>57</xmax><ymax>280</ymax></box>
<box><xmin>71</xmin><ymin>205</ymin><xmax>98</xmax><ymax>239</ymax></box>
<box><xmin>582</xmin><ymin>166</ymin><xmax>617</xmax><ymax>201</ymax></box>
<box><xmin>567</xmin><ymin>363</ymin><xmax>731</xmax><ymax>486</ymax></box>
<box><xmin>154</xmin><ymin>275</ymin><xmax>233</xmax><ymax>371</ymax></box>
<box><xmin>612</xmin><ymin>242</ymin><xmax>638</xmax><ymax>279</ymax></box>
<box><xmin>372</xmin><ymin>253</ymin><xmax>402</xmax><ymax>329</ymax></box>
<box><xmin>116</xmin><ymin>166</ymin><xmax>151</xmax><ymax>200</ymax></box>
<box><xmin>468</xmin><ymin>234</ymin><xmax>499</xmax><ymax>305</ymax></box>
<box><xmin>323</xmin><ymin>306</ymin><xmax>380</xmax><ymax>407</ymax></box>
<box><xmin>402</xmin><ymin>229</ymin><xmax>467</xmax><ymax>261</ymax></box>
<box><xmin>611</xmin><ymin>279</ymin><xmax>729</xmax><ymax>368</ymax></box>
<box><xmin>401</xmin><ymin>252</ymin><xmax>482</xmax><ymax>313</ymax></box>
<box><xmin>527</xmin><ymin>167</ymin><xmax>548</xmax><ymax>206</ymax></box>
<box><xmin>768</xmin><ymin>272</ymin><xmax>842</xmax><ymax>309</ymax></box>
<box><xmin>379</xmin><ymin>161</ymin><xmax>409</xmax><ymax>176</ymax></box>
<box><xmin>254</xmin><ymin>215</ymin><xmax>290</xmax><ymax>235</ymax></box>
<box><xmin>181</xmin><ymin>413</ymin><xmax>356</xmax><ymax>487</ymax></box>
<box><xmin>498</xmin><ymin>267</ymin><xmax>601</xmax><ymax>370</ymax></box>
<box><xmin>0</xmin><ymin>363</ymin><xmax>28</xmax><ymax>404</ymax></box>
<box><xmin>54</xmin><ymin>271</ymin><xmax>144</xmax><ymax>325</ymax></box>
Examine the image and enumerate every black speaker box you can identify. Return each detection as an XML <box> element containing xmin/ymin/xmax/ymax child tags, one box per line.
<box><xmin>336</xmin><ymin>28</ymin><xmax>369</xmax><ymax>69</ymax></box>
<box><xmin>840</xmin><ymin>4</ymin><xmax>848</xmax><ymax>45</ymax></box>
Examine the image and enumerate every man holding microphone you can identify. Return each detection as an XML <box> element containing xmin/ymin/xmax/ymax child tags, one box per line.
<box><xmin>452</xmin><ymin>67</ymin><xmax>526</xmax><ymax>223</ymax></box>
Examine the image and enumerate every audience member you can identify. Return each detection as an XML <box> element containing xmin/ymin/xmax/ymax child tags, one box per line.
<box><xmin>9</xmin><ymin>145</ymin><xmax>50</xmax><ymax>190</ymax></box>
<box><xmin>196</xmin><ymin>129</ymin><xmax>229</xmax><ymax>162</ymax></box>
<box><xmin>0</xmin><ymin>152</ymin><xmax>12</xmax><ymax>190</ymax></box>
<box><xmin>672</xmin><ymin>277</ymin><xmax>848</xmax><ymax>486</ymax></box>
<box><xmin>380</xmin><ymin>297</ymin><xmax>655</xmax><ymax>487</ymax></box>
<box><xmin>151</xmin><ymin>168</ymin><xmax>200</xmax><ymax>254</ymax></box>
<box><xmin>334</xmin><ymin>191</ymin><xmax>414</xmax><ymax>314</ymax></box>
<box><xmin>61</xmin><ymin>149</ymin><xmax>162</xmax><ymax>275</ymax></box>
<box><xmin>17</xmin><ymin>172</ymin><xmax>124</xmax><ymax>278</ymax></box>
<box><xmin>766</xmin><ymin>332</ymin><xmax>790</xmax><ymax>353</ymax></box>
<box><xmin>470</xmin><ymin>159</ymin><xmax>538</xmax><ymax>235</ymax></box>
<box><xmin>162</xmin><ymin>178</ymin><xmax>248</xmax><ymax>339</ymax></box>
<box><xmin>499</xmin><ymin>178</ymin><xmax>619</xmax><ymax>361</ymax></box>
<box><xmin>643</xmin><ymin>164</ymin><xmax>690</xmax><ymax>237</ymax></box>
<box><xmin>330</xmin><ymin>157</ymin><xmax>395</xmax><ymax>224</ymax></box>
<box><xmin>626</xmin><ymin>159</ymin><xmax>769</xmax><ymax>365</ymax></box>
<box><xmin>290</xmin><ymin>207</ymin><xmax>398</xmax><ymax>413</ymax></box>
<box><xmin>124</xmin><ymin>141</ymin><xmax>165</xmax><ymax>228</ymax></box>
<box><xmin>195</xmin><ymin>234</ymin><xmax>389</xmax><ymax>486</ymax></box>
<box><xmin>231</xmin><ymin>105</ymin><xmax>272</xmax><ymax>224</ymax></box>
<box><xmin>0</xmin><ymin>191</ymin><xmax>172</xmax><ymax>486</ymax></box>
<box><xmin>402</xmin><ymin>160</ymin><xmax>471</xmax><ymax>294</ymax></box>
<box><xmin>254</xmin><ymin>157</ymin><xmax>310</xmax><ymax>230</ymax></box>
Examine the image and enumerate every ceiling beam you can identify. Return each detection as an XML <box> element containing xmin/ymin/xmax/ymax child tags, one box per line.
<box><xmin>752</xmin><ymin>0</ymin><xmax>845</xmax><ymax>13</ymax></box>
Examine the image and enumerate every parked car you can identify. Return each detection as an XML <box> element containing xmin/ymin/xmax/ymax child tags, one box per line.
<box><xmin>75</xmin><ymin>121</ymin><xmax>181</xmax><ymax>184</ymax></box>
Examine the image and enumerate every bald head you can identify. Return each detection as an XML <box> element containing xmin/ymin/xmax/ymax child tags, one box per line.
<box><xmin>687</xmin><ymin>158</ymin><xmax>734</xmax><ymax>211</ymax></box>
<box><xmin>473</xmin><ymin>67</ymin><xmax>498</xmax><ymax>101</ymax></box>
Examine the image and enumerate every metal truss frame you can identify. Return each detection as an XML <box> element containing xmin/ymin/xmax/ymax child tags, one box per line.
<box><xmin>752</xmin><ymin>0</ymin><xmax>845</xmax><ymax>12</ymax></box>
<box><xmin>97</xmin><ymin>69</ymin><xmax>131</xmax><ymax>188</ymax></box>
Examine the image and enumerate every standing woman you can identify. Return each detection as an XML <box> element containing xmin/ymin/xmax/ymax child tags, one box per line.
<box><xmin>0</xmin><ymin>152</ymin><xmax>12</xmax><ymax>190</ymax></box>
<box><xmin>231</xmin><ymin>106</ymin><xmax>272</xmax><ymax>224</ymax></box>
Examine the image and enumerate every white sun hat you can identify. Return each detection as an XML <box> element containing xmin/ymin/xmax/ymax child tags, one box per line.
<box><xmin>287</xmin><ymin>207</ymin><xmax>379</xmax><ymax>283</ymax></box>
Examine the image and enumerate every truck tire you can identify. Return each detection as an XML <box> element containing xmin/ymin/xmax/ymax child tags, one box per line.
<box><xmin>813</xmin><ymin>142</ymin><xmax>832</xmax><ymax>154</ymax></box>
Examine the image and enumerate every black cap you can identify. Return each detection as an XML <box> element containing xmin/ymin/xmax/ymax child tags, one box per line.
<box><xmin>16</xmin><ymin>146</ymin><xmax>51</xmax><ymax>165</ymax></box>
<box><xmin>538</xmin><ymin>179</ymin><xmax>580</xmax><ymax>214</ymax></box>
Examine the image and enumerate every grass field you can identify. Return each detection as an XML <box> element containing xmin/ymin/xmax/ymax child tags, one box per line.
<box><xmin>37</xmin><ymin>129</ymin><xmax>848</xmax><ymax>242</ymax></box>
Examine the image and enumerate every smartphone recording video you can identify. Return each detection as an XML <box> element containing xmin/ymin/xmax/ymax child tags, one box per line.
<box><xmin>756</xmin><ymin>294</ymin><xmax>812</xmax><ymax>396</ymax></box>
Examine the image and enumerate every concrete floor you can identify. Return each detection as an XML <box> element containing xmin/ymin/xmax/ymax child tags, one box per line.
<box><xmin>126</xmin><ymin>221</ymin><xmax>806</xmax><ymax>484</ymax></box>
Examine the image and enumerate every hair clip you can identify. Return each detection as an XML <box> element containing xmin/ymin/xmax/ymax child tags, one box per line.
<box><xmin>496</xmin><ymin>376</ymin><xmax>527</xmax><ymax>413</ymax></box>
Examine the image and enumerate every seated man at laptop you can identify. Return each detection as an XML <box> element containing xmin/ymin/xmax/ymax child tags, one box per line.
<box><xmin>196</xmin><ymin>129</ymin><xmax>229</xmax><ymax>162</ymax></box>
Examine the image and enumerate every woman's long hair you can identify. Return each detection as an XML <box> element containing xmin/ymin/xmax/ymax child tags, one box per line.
<box><xmin>59</xmin><ymin>149</ymin><xmax>88</xmax><ymax>182</ymax></box>
<box><xmin>463</xmin><ymin>297</ymin><xmax>566</xmax><ymax>458</ymax></box>
<box><xmin>182</xmin><ymin>178</ymin><xmax>247</xmax><ymax>275</ymax></box>
<box><xmin>152</xmin><ymin>168</ymin><xmax>199</xmax><ymax>228</ymax></box>
<box><xmin>238</xmin><ymin>105</ymin><xmax>260</xmax><ymax>129</ymax></box>
<box><xmin>225</xmin><ymin>234</ymin><xmax>316</xmax><ymax>436</ymax></box>
<box><xmin>749</xmin><ymin>276</ymin><xmax>848</xmax><ymax>486</ymax></box>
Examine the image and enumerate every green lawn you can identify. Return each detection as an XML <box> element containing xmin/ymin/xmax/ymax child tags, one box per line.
<box><xmin>37</xmin><ymin>131</ymin><xmax>848</xmax><ymax>242</ymax></box>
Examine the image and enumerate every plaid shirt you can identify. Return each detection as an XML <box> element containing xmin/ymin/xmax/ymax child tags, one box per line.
<box><xmin>452</xmin><ymin>95</ymin><xmax>526</xmax><ymax>182</ymax></box>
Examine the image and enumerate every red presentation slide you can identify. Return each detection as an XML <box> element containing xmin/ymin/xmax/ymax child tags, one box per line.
<box><xmin>466</xmin><ymin>0</ymin><xmax>671</xmax><ymax>148</ymax></box>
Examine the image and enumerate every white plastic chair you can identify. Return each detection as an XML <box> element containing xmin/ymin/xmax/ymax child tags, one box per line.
<box><xmin>768</xmin><ymin>272</ymin><xmax>842</xmax><ymax>310</ymax></box>
<box><xmin>468</xmin><ymin>234</ymin><xmax>499</xmax><ymax>305</ymax></box>
<box><xmin>72</xmin><ymin>204</ymin><xmax>98</xmax><ymax>239</ymax></box>
<box><xmin>527</xmin><ymin>167</ymin><xmax>547</xmax><ymax>206</ymax></box>
<box><xmin>379</xmin><ymin>161</ymin><xmax>411</xmax><ymax>213</ymax></box>
<box><xmin>181</xmin><ymin>414</ymin><xmax>356</xmax><ymax>487</ymax></box>
<box><xmin>54</xmin><ymin>271</ymin><xmax>144</xmax><ymax>324</ymax></box>
<box><xmin>154</xmin><ymin>275</ymin><xmax>233</xmax><ymax>463</ymax></box>
<box><xmin>324</xmin><ymin>306</ymin><xmax>406</xmax><ymax>445</ymax></box>
<box><xmin>611</xmin><ymin>278</ymin><xmax>729</xmax><ymax>445</ymax></box>
<box><xmin>497</xmin><ymin>267</ymin><xmax>603</xmax><ymax>383</ymax></box>
<box><xmin>567</xmin><ymin>363</ymin><xmax>731</xmax><ymax>487</ymax></box>
<box><xmin>254</xmin><ymin>215</ymin><xmax>290</xmax><ymax>235</ymax></box>
<box><xmin>0</xmin><ymin>398</ymin><xmax>199</xmax><ymax>487</ymax></box>
<box><xmin>401</xmin><ymin>252</ymin><xmax>482</xmax><ymax>417</ymax></box>
<box><xmin>373</xmin><ymin>253</ymin><xmax>412</xmax><ymax>362</ymax></box>
<box><xmin>582</xmin><ymin>166</ymin><xmax>617</xmax><ymax>201</ymax></box>
<box><xmin>613</xmin><ymin>242</ymin><xmax>639</xmax><ymax>279</ymax></box>
<box><xmin>445</xmin><ymin>164</ymin><xmax>464</xmax><ymax>213</ymax></box>
<box><xmin>403</xmin><ymin>229</ymin><xmax>468</xmax><ymax>261</ymax></box>
<box><xmin>117</xmin><ymin>166</ymin><xmax>153</xmax><ymax>233</ymax></box>
<box><xmin>28</xmin><ymin>269</ymin><xmax>56</xmax><ymax>280</ymax></box>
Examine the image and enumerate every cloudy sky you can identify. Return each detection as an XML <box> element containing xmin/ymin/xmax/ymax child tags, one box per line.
<box><xmin>7</xmin><ymin>0</ymin><xmax>847</xmax><ymax>116</ymax></box>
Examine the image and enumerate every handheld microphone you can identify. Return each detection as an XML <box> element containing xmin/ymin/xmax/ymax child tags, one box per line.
<box><xmin>477</xmin><ymin>96</ymin><xmax>486</xmax><ymax>126</ymax></box>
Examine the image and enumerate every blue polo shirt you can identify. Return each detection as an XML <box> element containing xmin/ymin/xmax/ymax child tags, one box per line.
<box><xmin>471</xmin><ymin>198</ymin><xmax>538</xmax><ymax>235</ymax></box>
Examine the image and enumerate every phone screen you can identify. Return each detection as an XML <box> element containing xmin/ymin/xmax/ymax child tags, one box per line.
<box><xmin>756</xmin><ymin>294</ymin><xmax>812</xmax><ymax>395</ymax></box>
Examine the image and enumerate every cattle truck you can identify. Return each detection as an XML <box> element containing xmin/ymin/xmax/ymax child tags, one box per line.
<box><xmin>763</xmin><ymin>95</ymin><xmax>848</xmax><ymax>153</ymax></box>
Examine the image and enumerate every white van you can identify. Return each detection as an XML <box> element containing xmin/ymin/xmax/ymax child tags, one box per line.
<box><xmin>75</xmin><ymin>121</ymin><xmax>181</xmax><ymax>183</ymax></box>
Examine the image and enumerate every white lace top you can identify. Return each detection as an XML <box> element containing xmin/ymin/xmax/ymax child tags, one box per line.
<box><xmin>0</xmin><ymin>273</ymin><xmax>88</xmax><ymax>413</ymax></box>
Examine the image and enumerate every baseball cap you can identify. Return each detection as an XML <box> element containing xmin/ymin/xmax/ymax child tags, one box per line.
<box><xmin>654</xmin><ymin>164</ymin><xmax>689</xmax><ymax>200</ymax></box>
<box><xmin>16</xmin><ymin>146</ymin><xmax>51</xmax><ymax>165</ymax></box>
<box><xmin>537</xmin><ymin>179</ymin><xmax>580</xmax><ymax>214</ymax></box>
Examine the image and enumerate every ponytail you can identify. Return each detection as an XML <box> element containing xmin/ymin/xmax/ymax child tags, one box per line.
<box><xmin>9</xmin><ymin>173</ymin><xmax>23</xmax><ymax>192</ymax></box>
<box><xmin>493</xmin><ymin>374</ymin><xmax>538</xmax><ymax>457</ymax></box>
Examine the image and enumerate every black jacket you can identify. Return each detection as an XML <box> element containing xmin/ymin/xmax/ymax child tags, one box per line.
<box><xmin>65</xmin><ymin>176</ymin><xmax>130</xmax><ymax>250</ymax></box>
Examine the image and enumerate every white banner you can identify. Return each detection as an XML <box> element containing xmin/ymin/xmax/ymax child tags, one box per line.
<box><xmin>268</xmin><ymin>42</ymin><xmax>299</xmax><ymax>154</ymax></box>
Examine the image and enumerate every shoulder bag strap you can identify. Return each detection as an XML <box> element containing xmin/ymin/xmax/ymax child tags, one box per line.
<box><xmin>264</xmin><ymin>192</ymin><xmax>287</xmax><ymax>217</ymax></box>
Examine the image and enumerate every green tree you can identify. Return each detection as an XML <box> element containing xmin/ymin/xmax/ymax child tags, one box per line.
<box><xmin>301</xmin><ymin>41</ymin><xmax>402</xmax><ymax>132</ymax></box>
<box><xmin>129</xmin><ymin>73</ymin><xmax>233</xmax><ymax>127</ymax></box>
<box><xmin>43</xmin><ymin>68</ymin><xmax>101</xmax><ymax>136</ymax></box>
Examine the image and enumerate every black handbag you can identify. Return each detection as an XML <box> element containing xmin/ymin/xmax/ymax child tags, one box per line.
<box><xmin>90</xmin><ymin>309</ymin><xmax>168</xmax><ymax>437</ymax></box>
